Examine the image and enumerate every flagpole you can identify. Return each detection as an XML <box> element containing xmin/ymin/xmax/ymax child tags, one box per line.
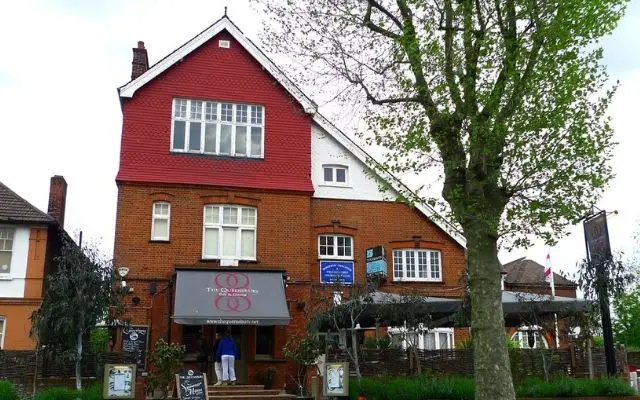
<box><xmin>546</xmin><ymin>249</ymin><xmax>560</xmax><ymax>348</ymax></box>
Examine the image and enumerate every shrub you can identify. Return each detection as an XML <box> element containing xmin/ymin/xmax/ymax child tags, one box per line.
<box><xmin>515</xmin><ymin>376</ymin><xmax>636</xmax><ymax>398</ymax></box>
<box><xmin>33</xmin><ymin>385</ymin><xmax>102</xmax><ymax>400</ymax></box>
<box><xmin>0</xmin><ymin>380</ymin><xmax>18</xmax><ymax>400</ymax></box>
<box><xmin>349</xmin><ymin>376</ymin><xmax>635</xmax><ymax>399</ymax></box>
<box><xmin>350</xmin><ymin>376</ymin><xmax>474</xmax><ymax>400</ymax></box>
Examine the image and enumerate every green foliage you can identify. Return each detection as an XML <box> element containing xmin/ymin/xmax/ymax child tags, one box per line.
<box><xmin>613</xmin><ymin>290</ymin><xmax>640</xmax><ymax>348</ymax></box>
<box><xmin>30</xmin><ymin>236</ymin><xmax>125</xmax><ymax>390</ymax></box>
<box><xmin>89</xmin><ymin>328</ymin><xmax>110</xmax><ymax>353</ymax></box>
<box><xmin>515</xmin><ymin>377</ymin><xmax>635</xmax><ymax>398</ymax></box>
<box><xmin>363</xmin><ymin>336</ymin><xmax>392</xmax><ymax>350</ymax></box>
<box><xmin>457</xmin><ymin>334</ymin><xmax>520</xmax><ymax>350</ymax></box>
<box><xmin>349</xmin><ymin>376</ymin><xmax>635</xmax><ymax>399</ymax></box>
<box><xmin>33</xmin><ymin>385</ymin><xmax>102</xmax><ymax>400</ymax></box>
<box><xmin>593</xmin><ymin>335</ymin><xmax>605</xmax><ymax>347</ymax></box>
<box><xmin>0</xmin><ymin>380</ymin><xmax>18</xmax><ymax>400</ymax></box>
<box><xmin>146</xmin><ymin>338</ymin><xmax>185</xmax><ymax>400</ymax></box>
<box><xmin>350</xmin><ymin>376</ymin><xmax>475</xmax><ymax>400</ymax></box>
<box><xmin>283</xmin><ymin>334</ymin><xmax>321</xmax><ymax>395</ymax></box>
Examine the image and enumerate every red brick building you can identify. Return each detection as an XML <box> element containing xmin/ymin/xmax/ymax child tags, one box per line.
<box><xmin>113</xmin><ymin>15</ymin><xmax>584</xmax><ymax>389</ymax></box>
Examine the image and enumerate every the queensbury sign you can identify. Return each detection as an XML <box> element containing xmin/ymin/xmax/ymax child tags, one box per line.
<box><xmin>320</xmin><ymin>260</ymin><xmax>355</xmax><ymax>285</ymax></box>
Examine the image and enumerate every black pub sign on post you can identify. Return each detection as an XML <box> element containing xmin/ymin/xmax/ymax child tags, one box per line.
<box><xmin>583</xmin><ymin>209</ymin><xmax>615</xmax><ymax>376</ymax></box>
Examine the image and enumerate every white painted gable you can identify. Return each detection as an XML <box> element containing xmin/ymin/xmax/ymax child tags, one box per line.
<box><xmin>311</xmin><ymin>124</ymin><xmax>396</xmax><ymax>201</ymax></box>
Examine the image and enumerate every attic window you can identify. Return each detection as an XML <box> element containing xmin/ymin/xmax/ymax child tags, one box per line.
<box><xmin>322</xmin><ymin>165</ymin><xmax>349</xmax><ymax>186</ymax></box>
<box><xmin>219</xmin><ymin>40</ymin><xmax>230</xmax><ymax>48</ymax></box>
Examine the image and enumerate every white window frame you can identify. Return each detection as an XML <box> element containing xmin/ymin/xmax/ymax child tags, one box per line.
<box><xmin>170</xmin><ymin>99</ymin><xmax>265</xmax><ymax>158</ymax></box>
<box><xmin>0</xmin><ymin>227</ymin><xmax>15</xmax><ymax>278</ymax></box>
<box><xmin>202</xmin><ymin>205</ymin><xmax>257</xmax><ymax>261</ymax></box>
<box><xmin>513</xmin><ymin>326</ymin><xmax>548</xmax><ymax>349</ymax></box>
<box><xmin>151</xmin><ymin>202</ymin><xmax>170</xmax><ymax>241</ymax></box>
<box><xmin>321</xmin><ymin>165</ymin><xmax>349</xmax><ymax>187</ymax></box>
<box><xmin>387</xmin><ymin>327</ymin><xmax>454</xmax><ymax>350</ymax></box>
<box><xmin>318</xmin><ymin>234</ymin><xmax>353</xmax><ymax>260</ymax></box>
<box><xmin>392</xmin><ymin>249</ymin><xmax>442</xmax><ymax>282</ymax></box>
<box><xmin>0</xmin><ymin>316</ymin><xmax>5</xmax><ymax>349</ymax></box>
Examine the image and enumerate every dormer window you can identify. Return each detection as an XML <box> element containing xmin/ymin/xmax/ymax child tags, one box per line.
<box><xmin>322</xmin><ymin>165</ymin><xmax>348</xmax><ymax>186</ymax></box>
<box><xmin>171</xmin><ymin>99</ymin><xmax>264</xmax><ymax>158</ymax></box>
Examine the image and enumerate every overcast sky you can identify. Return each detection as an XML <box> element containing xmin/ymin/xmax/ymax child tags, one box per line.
<box><xmin>1</xmin><ymin>0</ymin><xmax>638</xmax><ymax>282</ymax></box>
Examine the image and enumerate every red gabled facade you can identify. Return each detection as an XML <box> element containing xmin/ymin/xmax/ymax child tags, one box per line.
<box><xmin>118</xmin><ymin>30</ymin><xmax>313</xmax><ymax>192</ymax></box>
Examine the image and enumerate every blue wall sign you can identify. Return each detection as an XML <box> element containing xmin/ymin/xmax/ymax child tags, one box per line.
<box><xmin>320</xmin><ymin>261</ymin><xmax>355</xmax><ymax>285</ymax></box>
<box><xmin>366</xmin><ymin>259</ymin><xmax>387</xmax><ymax>276</ymax></box>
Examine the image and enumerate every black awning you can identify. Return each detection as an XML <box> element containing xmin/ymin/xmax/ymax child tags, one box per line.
<box><xmin>172</xmin><ymin>269</ymin><xmax>291</xmax><ymax>326</ymax></box>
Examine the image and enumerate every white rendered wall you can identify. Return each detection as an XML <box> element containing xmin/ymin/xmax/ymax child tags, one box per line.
<box><xmin>0</xmin><ymin>226</ymin><xmax>30</xmax><ymax>298</ymax></box>
<box><xmin>311</xmin><ymin>124</ymin><xmax>396</xmax><ymax>201</ymax></box>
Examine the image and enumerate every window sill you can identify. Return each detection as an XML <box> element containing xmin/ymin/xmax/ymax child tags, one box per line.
<box><xmin>0</xmin><ymin>274</ymin><xmax>12</xmax><ymax>281</ymax></box>
<box><xmin>199</xmin><ymin>258</ymin><xmax>259</xmax><ymax>264</ymax></box>
<box><xmin>391</xmin><ymin>279</ymin><xmax>443</xmax><ymax>284</ymax></box>
<box><xmin>170</xmin><ymin>151</ymin><xmax>264</xmax><ymax>161</ymax></box>
<box><xmin>318</xmin><ymin>183</ymin><xmax>352</xmax><ymax>189</ymax></box>
<box><xmin>318</xmin><ymin>258</ymin><xmax>355</xmax><ymax>262</ymax></box>
<box><xmin>149</xmin><ymin>239</ymin><xmax>170</xmax><ymax>244</ymax></box>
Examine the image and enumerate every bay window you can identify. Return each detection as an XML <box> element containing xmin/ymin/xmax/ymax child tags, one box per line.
<box><xmin>203</xmin><ymin>205</ymin><xmax>256</xmax><ymax>260</ymax></box>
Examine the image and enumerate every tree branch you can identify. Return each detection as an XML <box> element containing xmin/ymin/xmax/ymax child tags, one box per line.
<box><xmin>367</xmin><ymin>0</ymin><xmax>403</xmax><ymax>30</ymax></box>
<box><xmin>444</xmin><ymin>0</ymin><xmax>464</xmax><ymax>113</ymax></box>
<box><xmin>363</xmin><ymin>3</ymin><xmax>401</xmax><ymax>39</ymax></box>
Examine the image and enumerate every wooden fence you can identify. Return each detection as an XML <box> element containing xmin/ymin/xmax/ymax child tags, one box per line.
<box><xmin>328</xmin><ymin>347</ymin><xmax>627</xmax><ymax>381</ymax></box>
<box><xmin>0</xmin><ymin>350</ymin><xmax>135</xmax><ymax>379</ymax></box>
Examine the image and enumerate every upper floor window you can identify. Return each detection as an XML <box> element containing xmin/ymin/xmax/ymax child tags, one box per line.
<box><xmin>392</xmin><ymin>249</ymin><xmax>441</xmax><ymax>282</ymax></box>
<box><xmin>513</xmin><ymin>327</ymin><xmax>548</xmax><ymax>349</ymax></box>
<box><xmin>172</xmin><ymin>99</ymin><xmax>264</xmax><ymax>158</ymax></box>
<box><xmin>0</xmin><ymin>228</ymin><xmax>14</xmax><ymax>275</ymax></box>
<box><xmin>151</xmin><ymin>202</ymin><xmax>170</xmax><ymax>241</ymax></box>
<box><xmin>0</xmin><ymin>316</ymin><xmax>4</xmax><ymax>349</ymax></box>
<box><xmin>203</xmin><ymin>205</ymin><xmax>256</xmax><ymax>260</ymax></box>
<box><xmin>322</xmin><ymin>165</ymin><xmax>348</xmax><ymax>186</ymax></box>
<box><xmin>319</xmin><ymin>235</ymin><xmax>353</xmax><ymax>260</ymax></box>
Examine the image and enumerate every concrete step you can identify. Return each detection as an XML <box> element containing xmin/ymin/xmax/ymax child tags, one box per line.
<box><xmin>208</xmin><ymin>389</ymin><xmax>281</xmax><ymax>396</ymax></box>
<box><xmin>208</xmin><ymin>384</ymin><xmax>264</xmax><ymax>391</ymax></box>
<box><xmin>208</xmin><ymin>395</ymin><xmax>295</xmax><ymax>400</ymax></box>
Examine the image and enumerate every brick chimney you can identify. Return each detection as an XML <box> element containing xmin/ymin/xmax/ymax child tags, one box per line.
<box><xmin>47</xmin><ymin>175</ymin><xmax>67</xmax><ymax>227</ymax></box>
<box><xmin>131</xmin><ymin>41</ymin><xmax>149</xmax><ymax>80</ymax></box>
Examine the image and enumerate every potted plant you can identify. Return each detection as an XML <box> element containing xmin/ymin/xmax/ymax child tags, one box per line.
<box><xmin>283</xmin><ymin>334</ymin><xmax>321</xmax><ymax>398</ymax></box>
<box><xmin>256</xmin><ymin>367</ymin><xmax>277</xmax><ymax>389</ymax></box>
<box><xmin>145</xmin><ymin>339</ymin><xmax>185</xmax><ymax>399</ymax></box>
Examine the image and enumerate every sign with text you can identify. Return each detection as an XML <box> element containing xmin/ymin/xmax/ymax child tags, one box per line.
<box><xmin>584</xmin><ymin>211</ymin><xmax>612</xmax><ymax>267</ymax></box>
<box><xmin>324</xmin><ymin>362</ymin><xmax>349</xmax><ymax>396</ymax></box>
<box><xmin>103</xmin><ymin>364</ymin><xmax>136</xmax><ymax>399</ymax></box>
<box><xmin>320</xmin><ymin>261</ymin><xmax>354</xmax><ymax>285</ymax></box>
<box><xmin>121</xmin><ymin>325</ymin><xmax>149</xmax><ymax>370</ymax></box>
<box><xmin>176</xmin><ymin>370</ymin><xmax>209</xmax><ymax>400</ymax></box>
<box><xmin>366</xmin><ymin>246</ymin><xmax>387</xmax><ymax>277</ymax></box>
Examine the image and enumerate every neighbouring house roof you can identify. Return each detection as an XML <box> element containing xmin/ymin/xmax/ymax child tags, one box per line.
<box><xmin>0</xmin><ymin>181</ymin><xmax>56</xmax><ymax>224</ymax></box>
<box><xmin>117</xmin><ymin>16</ymin><xmax>467</xmax><ymax>248</ymax></box>
<box><xmin>502</xmin><ymin>257</ymin><xmax>576</xmax><ymax>287</ymax></box>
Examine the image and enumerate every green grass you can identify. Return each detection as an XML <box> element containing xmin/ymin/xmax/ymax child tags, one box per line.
<box><xmin>349</xmin><ymin>376</ymin><xmax>636</xmax><ymax>399</ymax></box>
<box><xmin>0</xmin><ymin>380</ymin><xmax>19</xmax><ymax>400</ymax></box>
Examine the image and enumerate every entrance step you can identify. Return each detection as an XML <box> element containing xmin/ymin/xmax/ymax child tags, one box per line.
<box><xmin>208</xmin><ymin>385</ymin><xmax>295</xmax><ymax>400</ymax></box>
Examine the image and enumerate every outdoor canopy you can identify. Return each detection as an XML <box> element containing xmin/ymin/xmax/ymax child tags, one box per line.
<box><xmin>172</xmin><ymin>269</ymin><xmax>291</xmax><ymax>325</ymax></box>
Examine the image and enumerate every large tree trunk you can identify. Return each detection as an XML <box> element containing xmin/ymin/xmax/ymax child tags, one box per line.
<box><xmin>467</xmin><ymin>230</ymin><xmax>515</xmax><ymax>400</ymax></box>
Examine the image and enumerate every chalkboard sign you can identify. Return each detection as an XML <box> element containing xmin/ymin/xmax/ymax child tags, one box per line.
<box><xmin>176</xmin><ymin>370</ymin><xmax>209</xmax><ymax>400</ymax></box>
<box><xmin>120</xmin><ymin>326</ymin><xmax>149</xmax><ymax>370</ymax></box>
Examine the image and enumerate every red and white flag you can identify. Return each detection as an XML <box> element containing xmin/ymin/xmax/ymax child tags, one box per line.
<box><xmin>544</xmin><ymin>252</ymin><xmax>552</xmax><ymax>283</ymax></box>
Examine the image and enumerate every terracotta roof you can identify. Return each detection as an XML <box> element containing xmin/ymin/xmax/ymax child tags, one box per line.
<box><xmin>502</xmin><ymin>257</ymin><xmax>575</xmax><ymax>286</ymax></box>
<box><xmin>0</xmin><ymin>181</ymin><xmax>55</xmax><ymax>224</ymax></box>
